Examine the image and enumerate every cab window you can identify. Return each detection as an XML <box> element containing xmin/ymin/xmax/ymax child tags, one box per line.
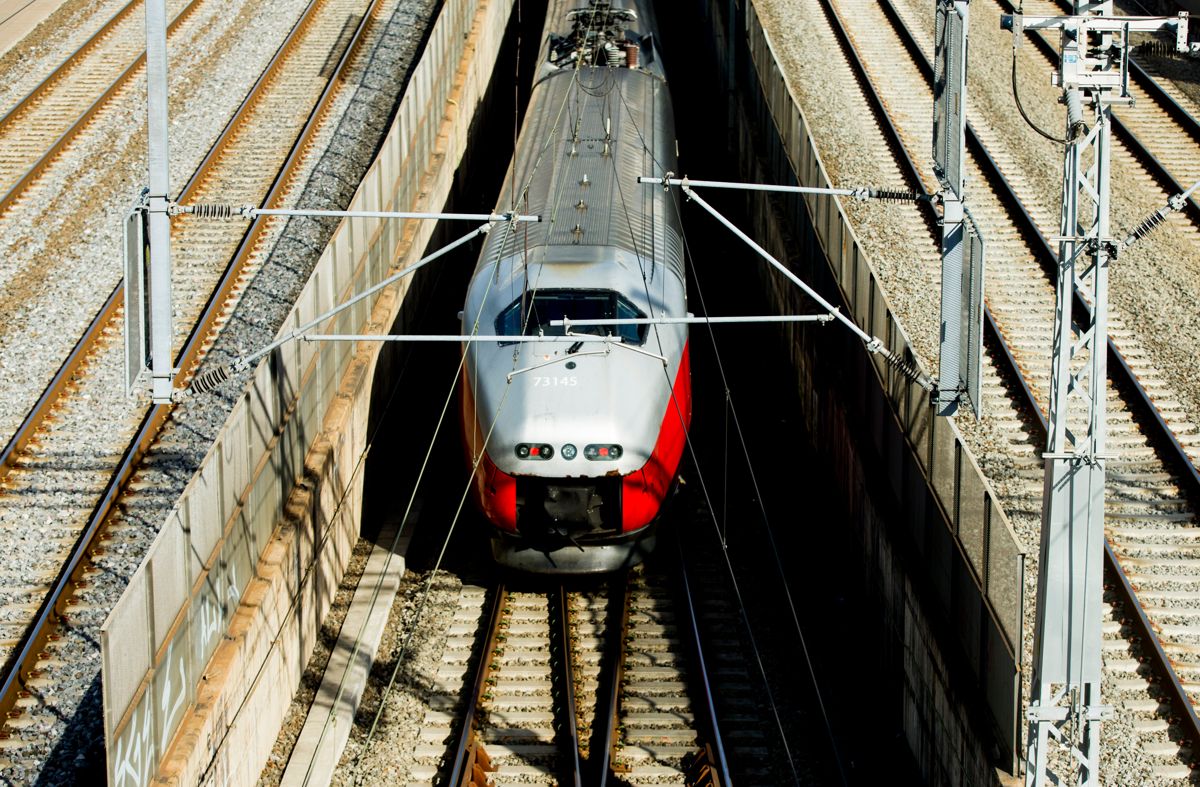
<box><xmin>495</xmin><ymin>289</ymin><xmax>647</xmax><ymax>344</ymax></box>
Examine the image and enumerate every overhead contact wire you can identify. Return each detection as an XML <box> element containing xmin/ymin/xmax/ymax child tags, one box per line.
<box><xmin>354</xmin><ymin>21</ymin><xmax>618</xmax><ymax>767</ymax></box>
<box><xmin>615</xmin><ymin>64</ymin><xmax>837</xmax><ymax>782</ymax></box>
<box><xmin>657</xmin><ymin>364</ymin><xmax>802</xmax><ymax>786</ymax></box>
<box><xmin>666</xmin><ymin>186</ymin><xmax>849</xmax><ymax>785</ymax></box>
<box><xmin>352</xmin><ymin>212</ymin><xmax>529</xmax><ymax>776</ymax></box>
<box><xmin>301</xmin><ymin>211</ymin><xmax>532</xmax><ymax>784</ymax></box>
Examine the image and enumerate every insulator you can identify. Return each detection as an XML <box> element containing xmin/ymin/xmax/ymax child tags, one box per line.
<box><xmin>604</xmin><ymin>44</ymin><xmax>624</xmax><ymax>66</ymax></box>
<box><xmin>878</xmin><ymin>345</ymin><xmax>933</xmax><ymax>391</ymax></box>
<box><xmin>189</xmin><ymin>203</ymin><xmax>237</xmax><ymax>219</ymax></box>
<box><xmin>189</xmin><ymin>365</ymin><xmax>232</xmax><ymax>396</ymax></box>
<box><xmin>1123</xmin><ymin>208</ymin><xmax>1168</xmax><ymax>248</ymax></box>
<box><xmin>623</xmin><ymin>42</ymin><xmax>639</xmax><ymax>68</ymax></box>
<box><xmin>868</xmin><ymin>188</ymin><xmax>922</xmax><ymax>203</ymax></box>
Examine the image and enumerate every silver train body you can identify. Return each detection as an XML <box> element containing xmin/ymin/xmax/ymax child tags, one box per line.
<box><xmin>460</xmin><ymin>0</ymin><xmax>689</xmax><ymax>573</ymax></box>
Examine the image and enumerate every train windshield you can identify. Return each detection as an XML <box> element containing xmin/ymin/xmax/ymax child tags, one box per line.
<box><xmin>496</xmin><ymin>289</ymin><xmax>646</xmax><ymax>344</ymax></box>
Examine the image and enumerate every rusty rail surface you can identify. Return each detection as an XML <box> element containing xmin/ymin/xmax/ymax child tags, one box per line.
<box><xmin>0</xmin><ymin>0</ymin><xmax>384</xmax><ymax>727</ymax></box>
<box><xmin>0</xmin><ymin>0</ymin><xmax>205</xmax><ymax>217</ymax></box>
<box><xmin>596</xmin><ymin>575</ymin><xmax>632</xmax><ymax>786</ymax></box>
<box><xmin>821</xmin><ymin>0</ymin><xmax>1200</xmax><ymax>761</ymax></box>
<box><xmin>447</xmin><ymin>585</ymin><xmax>507</xmax><ymax>787</ymax></box>
<box><xmin>552</xmin><ymin>586</ymin><xmax>584</xmax><ymax>787</ymax></box>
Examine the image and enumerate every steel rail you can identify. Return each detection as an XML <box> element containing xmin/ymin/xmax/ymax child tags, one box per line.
<box><xmin>596</xmin><ymin>574</ymin><xmax>632</xmax><ymax>786</ymax></box>
<box><xmin>1000</xmin><ymin>0</ymin><xmax>1200</xmax><ymax>224</ymax></box>
<box><xmin>446</xmin><ymin>585</ymin><xmax>507</xmax><ymax>787</ymax></box>
<box><xmin>675</xmin><ymin>539</ymin><xmax>733</xmax><ymax>787</ymax></box>
<box><xmin>879</xmin><ymin>0</ymin><xmax>1200</xmax><ymax>496</ymax></box>
<box><xmin>812</xmin><ymin>0</ymin><xmax>940</xmax><ymax>222</ymax></box>
<box><xmin>0</xmin><ymin>284</ymin><xmax>122</xmax><ymax>476</ymax></box>
<box><xmin>0</xmin><ymin>0</ymin><xmax>205</xmax><ymax>217</ymax></box>
<box><xmin>0</xmin><ymin>0</ymin><xmax>334</xmax><ymax>480</ymax></box>
<box><xmin>0</xmin><ymin>0</ymin><xmax>384</xmax><ymax>723</ymax></box>
<box><xmin>878</xmin><ymin>0</ymin><xmax>1200</xmax><ymax>751</ymax></box>
<box><xmin>0</xmin><ymin>0</ymin><xmax>225</xmax><ymax>475</ymax></box>
<box><xmin>0</xmin><ymin>2</ymin><xmax>136</xmax><ymax>131</ymax></box>
<box><xmin>0</xmin><ymin>0</ymin><xmax>335</xmax><ymax>482</ymax></box>
<box><xmin>823</xmin><ymin>0</ymin><xmax>1200</xmax><ymax>757</ymax></box>
<box><xmin>552</xmin><ymin>586</ymin><xmax>584</xmax><ymax>787</ymax></box>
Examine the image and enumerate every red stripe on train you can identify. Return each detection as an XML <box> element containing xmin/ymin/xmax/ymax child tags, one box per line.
<box><xmin>463</xmin><ymin>342</ymin><xmax>692</xmax><ymax>533</ymax></box>
<box><xmin>462</xmin><ymin>367</ymin><xmax>519</xmax><ymax>531</ymax></box>
<box><xmin>622</xmin><ymin>342</ymin><xmax>691</xmax><ymax>530</ymax></box>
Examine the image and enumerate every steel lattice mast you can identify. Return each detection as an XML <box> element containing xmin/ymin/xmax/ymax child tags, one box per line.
<box><xmin>1004</xmin><ymin>5</ymin><xmax>1191</xmax><ymax>785</ymax></box>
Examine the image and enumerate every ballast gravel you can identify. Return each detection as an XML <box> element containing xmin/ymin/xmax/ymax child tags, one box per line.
<box><xmin>0</xmin><ymin>0</ymin><xmax>312</xmax><ymax>447</ymax></box>
<box><xmin>0</xmin><ymin>0</ymin><xmax>436</xmax><ymax>783</ymax></box>
<box><xmin>753</xmin><ymin>0</ymin><xmax>1190</xmax><ymax>783</ymax></box>
<box><xmin>329</xmin><ymin>570</ymin><xmax>466</xmax><ymax>786</ymax></box>
<box><xmin>0</xmin><ymin>0</ymin><xmax>133</xmax><ymax>110</ymax></box>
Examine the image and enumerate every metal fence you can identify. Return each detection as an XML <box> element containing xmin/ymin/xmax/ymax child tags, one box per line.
<box><xmin>742</xmin><ymin>0</ymin><xmax>1026</xmax><ymax>761</ymax></box>
<box><xmin>100</xmin><ymin>0</ymin><xmax>505</xmax><ymax>782</ymax></box>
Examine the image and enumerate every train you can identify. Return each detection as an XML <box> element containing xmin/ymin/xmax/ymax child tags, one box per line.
<box><xmin>460</xmin><ymin>0</ymin><xmax>689</xmax><ymax>573</ymax></box>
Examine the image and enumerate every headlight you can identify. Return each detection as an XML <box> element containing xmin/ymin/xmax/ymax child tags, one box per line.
<box><xmin>584</xmin><ymin>444</ymin><xmax>622</xmax><ymax>460</ymax></box>
<box><xmin>515</xmin><ymin>443</ymin><xmax>554</xmax><ymax>460</ymax></box>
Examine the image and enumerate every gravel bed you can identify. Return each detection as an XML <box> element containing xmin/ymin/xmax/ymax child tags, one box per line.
<box><xmin>331</xmin><ymin>570</ymin><xmax>466</xmax><ymax>785</ymax></box>
<box><xmin>0</xmin><ymin>0</ymin><xmax>134</xmax><ymax>112</ymax></box>
<box><xmin>947</xmin><ymin>0</ymin><xmax>1200</xmax><ymax>457</ymax></box>
<box><xmin>258</xmin><ymin>536</ymin><xmax>374</xmax><ymax>785</ymax></box>
<box><xmin>0</xmin><ymin>0</ymin><xmax>312</xmax><ymax>447</ymax></box>
<box><xmin>0</xmin><ymin>1</ymin><xmax>436</xmax><ymax>783</ymax></box>
<box><xmin>1133</xmin><ymin>51</ymin><xmax>1200</xmax><ymax>112</ymax></box>
<box><xmin>753</xmin><ymin>0</ymin><xmax>1169</xmax><ymax>782</ymax></box>
<box><xmin>890</xmin><ymin>4</ymin><xmax>1200</xmax><ymax>783</ymax></box>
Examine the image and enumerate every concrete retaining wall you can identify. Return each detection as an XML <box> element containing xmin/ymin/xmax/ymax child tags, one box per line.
<box><xmin>701</xmin><ymin>0</ymin><xmax>1027</xmax><ymax>778</ymax></box>
<box><xmin>99</xmin><ymin>0</ymin><xmax>514</xmax><ymax>782</ymax></box>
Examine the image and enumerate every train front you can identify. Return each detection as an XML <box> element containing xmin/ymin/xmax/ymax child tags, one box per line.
<box><xmin>460</xmin><ymin>0</ymin><xmax>687</xmax><ymax>573</ymax></box>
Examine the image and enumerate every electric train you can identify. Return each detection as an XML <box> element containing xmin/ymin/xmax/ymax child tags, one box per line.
<box><xmin>460</xmin><ymin>0</ymin><xmax>689</xmax><ymax>573</ymax></box>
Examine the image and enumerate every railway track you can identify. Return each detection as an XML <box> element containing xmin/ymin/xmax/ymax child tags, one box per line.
<box><xmin>811</xmin><ymin>0</ymin><xmax>1200</xmax><ymax>777</ymax></box>
<box><xmin>399</xmin><ymin>559</ymin><xmax>761</xmax><ymax>786</ymax></box>
<box><xmin>0</xmin><ymin>0</ymin><xmax>200</xmax><ymax>217</ymax></box>
<box><xmin>433</xmin><ymin>571</ymin><xmax>723</xmax><ymax>786</ymax></box>
<box><xmin>0</xmin><ymin>0</ymin><xmax>400</xmax><ymax>777</ymax></box>
<box><xmin>992</xmin><ymin>0</ymin><xmax>1200</xmax><ymax>281</ymax></box>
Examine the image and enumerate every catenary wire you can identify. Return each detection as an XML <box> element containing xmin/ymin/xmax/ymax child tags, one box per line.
<box><xmin>665</xmin><ymin>183</ymin><xmax>850</xmax><ymax>784</ymax></box>
<box><xmin>610</xmin><ymin>63</ymin><xmax>846</xmax><ymax>781</ymax></box>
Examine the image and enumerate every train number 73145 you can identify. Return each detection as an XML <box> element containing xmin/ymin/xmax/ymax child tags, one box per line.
<box><xmin>532</xmin><ymin>376</ymin><xmax>578</xmax><ymax>387</ymax></box>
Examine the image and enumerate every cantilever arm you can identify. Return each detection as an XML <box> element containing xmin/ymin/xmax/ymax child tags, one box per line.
<box><xmin>667</xmin><ymin>181</ymin><xmax>933</xmax><ymax>391</ymax></box>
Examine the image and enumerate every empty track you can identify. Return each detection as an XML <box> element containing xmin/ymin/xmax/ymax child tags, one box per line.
<box><xmin>0</xmin><ymin>0</ymin><xmax>200</xmax><ymax>217</ymax></box>
<box><xmin>808</xmin><ymin>0</ymin><xmax>1200</xmax><ymax>777</ymax></box>
<box><xmin>0</xmin><ymin>0</ymin><xmax>396</xmax><ymax>776</ymax></box>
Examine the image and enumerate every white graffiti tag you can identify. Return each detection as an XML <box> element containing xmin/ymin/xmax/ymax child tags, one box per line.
<box><xmin>111</xmin><ymin>697</ymin><xmax>155</xmax><ymax>787</ymax></box>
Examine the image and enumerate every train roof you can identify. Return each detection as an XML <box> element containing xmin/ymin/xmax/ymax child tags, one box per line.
<box><xmin>477</xmin><ymin>66</ymin><xmax>683</xmax><ymax>285</ymax></box>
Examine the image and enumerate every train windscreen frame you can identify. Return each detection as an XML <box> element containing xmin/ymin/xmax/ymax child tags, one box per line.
<box><xmin>495</xmin><ymin>288</ymin><xmax>647</xmax><ymax>344</ymax></box>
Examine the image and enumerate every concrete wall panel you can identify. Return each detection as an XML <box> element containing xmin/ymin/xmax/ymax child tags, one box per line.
<box><xmin>953</xmin><ymin>551</ymin><xmax>984</xmax><ymax>677</ymax></box>
<box><xmin>986</xmin><ymin>616</ymin><xmax>1022</xmax><ymax>754</ymax></box>
<box><xmin>187</xmin><ymin>476</ymin><xmax>220</xmax><ymax>577</ymax></box>
<box><xmin>149</xmin><ymin>515</ymin><xmax>188</xmax><ymax>654</ymax></box>
<box><xmin>101</xmin><ymin>0</ymin><xmax>517</xmax><ymax>782</ymax></box>
<box><xmin>988</xmin><ymin>502</ymin><xmax>1025</xmax><ymax>650</ymax></box>
<box><xmin>930</xmin><ymin>406</ymin><xmax>957</xmax><ymax>521</ymax></box>
<box><xmin>728</xmin><ymin>0</ymin><xmax>1026</xmax><ymax>772</ymax></box>
<box><xmin>958</xmin><ymin>450</ymin><xmax>988</xmax><ymax>580</ymax></box>
<box><xmin>102</xmin><ymin>568</ymin><xmax>151</xmax><ymax>740</ymax></box>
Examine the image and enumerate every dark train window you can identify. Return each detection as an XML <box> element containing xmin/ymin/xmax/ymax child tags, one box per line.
<box><xmin>496</xmin><ymin>289</ymin><xmax>647</xmax><ymax>344</ymax></box>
